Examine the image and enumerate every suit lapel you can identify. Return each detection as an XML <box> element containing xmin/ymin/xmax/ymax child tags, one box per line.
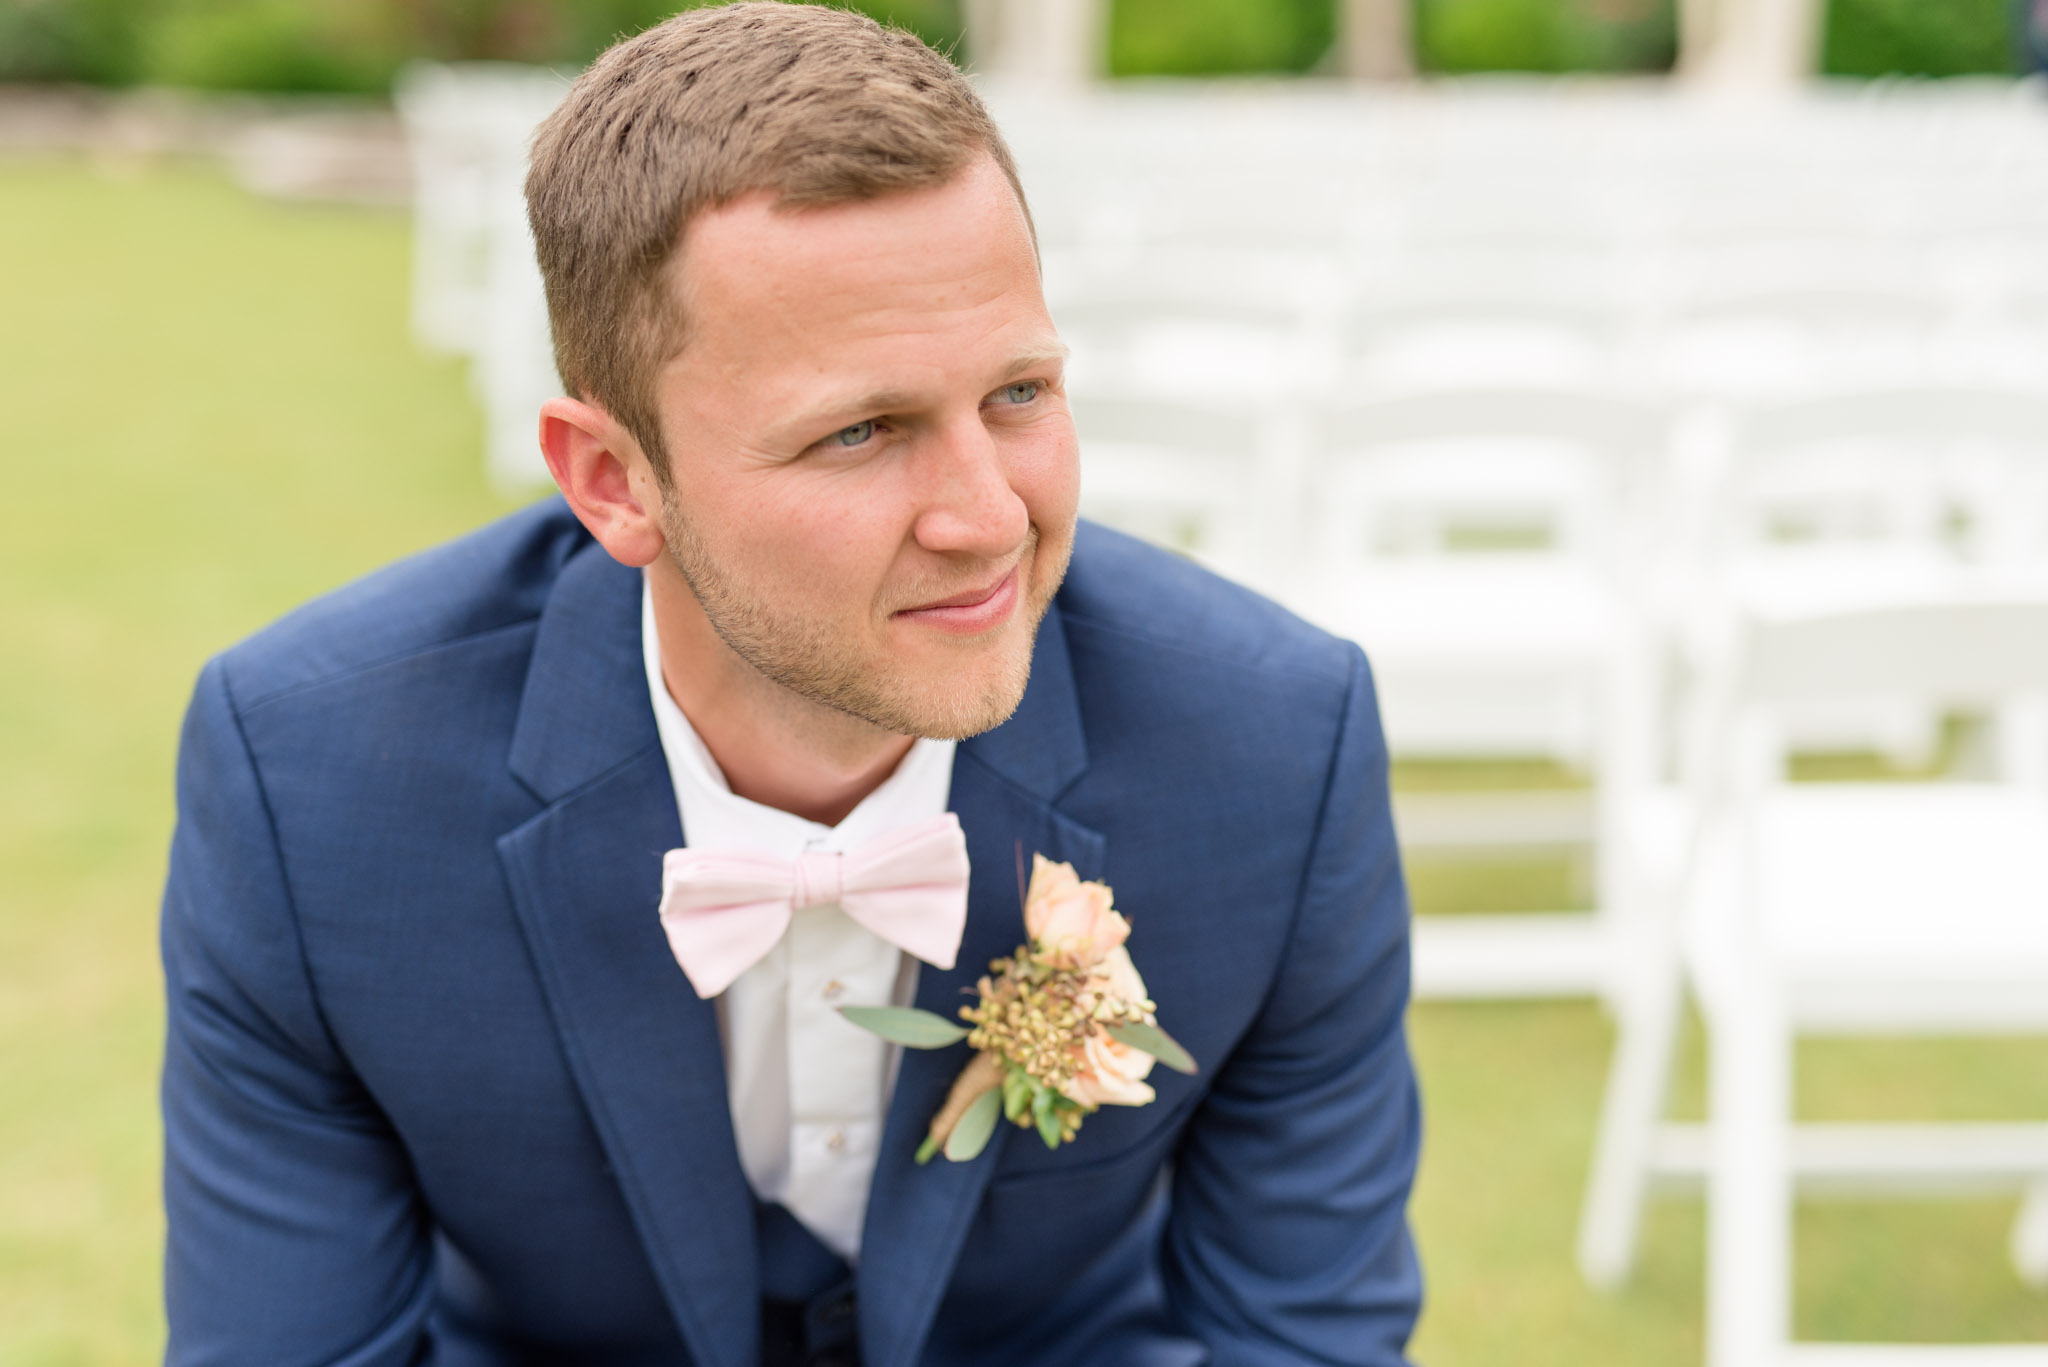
<box><xmin>858</xmin><ymin>606</ymin><xmax>1103</xmax><ymax>1367</ymax></box>
<box><xmin>497</xmin><ymin>543</ymin><xmax>757</xmax><ymax>1367</ymax></box>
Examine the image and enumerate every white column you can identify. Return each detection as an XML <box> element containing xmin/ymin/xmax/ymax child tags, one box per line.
<box><xmin>962</xmin><ymin>0</ymin><xmax>1105</xmax><ymax>86</ymax></box>
<box><xmin>1675</xmin><ymin>0</ymin><xmax>1726</xmax><ymax>80</ymax></box>
<box><xmin>1338</xmin><ymin>0</ymin><xmax>1414</xmax><ymax>80</ymax></box>
<box><xmin>1680</xmin><ymin>0</ymin><xmax>1827</xmax><ymax>90</ymax></box>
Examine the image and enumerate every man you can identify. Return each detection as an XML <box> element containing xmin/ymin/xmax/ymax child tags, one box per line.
<box><xmin>159</xmin><ymin>6</ymin><xmax>1421</xmax><ymax>1365</ymax></box>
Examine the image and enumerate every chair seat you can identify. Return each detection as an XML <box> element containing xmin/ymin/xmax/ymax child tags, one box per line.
<box><xmin>1721</xmin><ymin>550</ymin><xmax>1968</xmax><ymax>619</ymax></box>
<box><xmin>1744</xmin><ymin>786</ymin><xmax>2048</xmax><ymax>1029</ymax></box>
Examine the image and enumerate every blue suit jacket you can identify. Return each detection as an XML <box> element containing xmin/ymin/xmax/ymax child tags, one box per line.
<box><xmin>160</xmin><ymin>502</ymin><xmax>1422</xmax><ymax>1367</ymax></box>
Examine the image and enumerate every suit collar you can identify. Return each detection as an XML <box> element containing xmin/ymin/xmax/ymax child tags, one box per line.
<box><xmin>959</xmin><ymin>597</ymin><xmax>1089</xmax><ymax>803</ymax></box>
<box><xmin>507</xmin><ymin>540</ymin><xmax>649</xmax><ymax>804</ymax></box>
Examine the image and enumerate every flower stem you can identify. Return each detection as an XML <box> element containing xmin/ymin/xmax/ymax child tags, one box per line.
<box><xmin>915</xmin><ymin>1050</ymin><xmax>1005</xmax><ymax>1165</ymax></box>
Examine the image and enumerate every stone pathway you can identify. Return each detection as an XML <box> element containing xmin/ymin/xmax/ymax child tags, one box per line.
<box><xmin>0</xmin><ymin>84</ymin><xmax>411</xmax><ymax>204</ymax></box>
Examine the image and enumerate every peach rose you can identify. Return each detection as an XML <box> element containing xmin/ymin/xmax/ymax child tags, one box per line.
<box><xmin>1023</xmin><ymin>854</ymin><xmax>1130</xmax><ymax>970</ymax></box>
<box><xmin>1085</xmin><ymin>944</ymin><xmax>1149</xmax><ymax>1013</ymax></box>
<box><xmin>1060</xmin><ymin>1029</ymin><xmax>1157</xmax><ymax>1109</ymax></box>
<box><xmin>1059</xmin><ymin>944</ymin><xmax>1156</xmax><ymax>1108</ymax></box>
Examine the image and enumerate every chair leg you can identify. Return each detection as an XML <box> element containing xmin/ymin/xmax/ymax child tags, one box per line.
<box><xmin>1577</xmin><ymin>932</ymin><xmax>1684</xmax><ymax>1287</ymax></box>
<box><xmin>2013</xmin><ymin>1178</ymin><xmax>2048</xmax><ymax>1289</ymax></box>
<box><xmin>1707</xmin><ymin>978</ymin><xmax>1792</xmax><ymax>1367</ymax></box>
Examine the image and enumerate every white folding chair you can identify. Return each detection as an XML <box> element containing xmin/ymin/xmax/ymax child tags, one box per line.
<box><xmin>395</xmin><ymin>63</ymin><xmax>497</xmax><ymax>357</ymax></box>
<box><xmin>1291</xmin><ymin>388</ymin><xmax>1679</xmax><ymax>1001</ymax></box>
<box><xmin>396</xmin><ymin>62</ymin><xmax>567</xmax><ymax>490</ymax></box>
<box><xmin>1136</xmin><ymin>174</ymin><xmax>1361</xmax><ymax>257</ymax></box>
<box><xmin>1345</xmin><ymin>243</ymin><xmax>1636</xmax><ymax>392</ymax></box>
<box><xmin>1711</xmin><ymin>388</ymin><xmax>2048</xmax><ymax>762</ymax></box>
<box><xmin>1686</xmin><ymin>594</ymin><xmax>2048</xmax><ymax>1367</ymax></box>
<box><xmin>1652</xmin><ymin>279</ymin><xmax>1949</xmax><ymax>399</ymax></box>
<box><xmin>1581</xmin><ymin>390</ymin><xmax>2048</xmax><ymax>1289</ymax></box>
<box><xmin>1046</xmin><ymin>250</ymin><xmax>1342</xmax><ymax>404</ymax></box>
<box><xmin>396</xmin><ymin>64</ymin><xmax>564</xmax><ymax>353</ymax></box>
<box><xmin>1066</xmin><ymin>391</ymin><xmax>1297</xmax><ymax>597</ymax></box>
<box><xmin>474</xmin><ymin>162</ymin><xmax>564</xmax><ymax>492</ymax></box>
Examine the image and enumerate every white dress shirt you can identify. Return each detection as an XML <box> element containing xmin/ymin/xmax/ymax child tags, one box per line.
<box><xmin>641</xmin><ymin>581</ymin><xmax>956</xmax><ymax>1260</ymax></box>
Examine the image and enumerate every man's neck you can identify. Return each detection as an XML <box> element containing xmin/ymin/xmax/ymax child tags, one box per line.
<box><xmin>647</xmin><ymin>564</ymin><xmax>915</xmax><ymax>828</ymax></box>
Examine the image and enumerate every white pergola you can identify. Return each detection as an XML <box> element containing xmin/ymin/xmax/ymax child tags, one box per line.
<box><xmin>961</xmin><ymin>0</ymin><xmax>1826</xmax><ymax>88</ymax></box>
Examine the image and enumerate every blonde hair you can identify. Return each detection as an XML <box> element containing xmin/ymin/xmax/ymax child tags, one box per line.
<box><xmin>526</xmin><ymin>2</ymin><xmax>1030</xmax><ymax>482</ymax></box>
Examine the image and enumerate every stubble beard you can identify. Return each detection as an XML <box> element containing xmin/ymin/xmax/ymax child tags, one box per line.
<box><xmin>656</xmin><ymin>489</ymin><xmax>1070</xmax><ymax>741</ymax></box>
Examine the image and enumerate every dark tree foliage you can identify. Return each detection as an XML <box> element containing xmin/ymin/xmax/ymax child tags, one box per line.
<box><xmin>1413</xmin><ymin>0</ymin><xmax>1677</xmax><ymax>74</ymax></box>
<box><xmin>1108</xmin><ymin>0</ymin><xmax>1337</xmax><ymax>76</ymax></box>
<box><xmin>0</xmin><ymin>0</ymin><xmax>2025</xmax><ymax>88</ymax></box>
<box><xmin>0</xmin><ymin>0</ymin><xmax>149</xmax><ymax>82</ymax></box>
<box><xmin>1823</xmin><ymin>0</ymin><xmax>2021</xmax><ymax>77</ymax></box>
<box><xmin>0</xmin><ymin>0</ymin><xmax>963</xmax><ymax>90</ymax></box>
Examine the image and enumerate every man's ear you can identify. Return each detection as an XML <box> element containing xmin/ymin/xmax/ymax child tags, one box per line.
<box><xmin>538</xmin><ymin>396</ymin><xmax>667</xmax><ymax>568</ymax></box>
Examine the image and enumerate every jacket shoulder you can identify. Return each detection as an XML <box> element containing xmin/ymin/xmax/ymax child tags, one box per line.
<box><xmin>213</xmin><ymin>498</ymin><xmax>591</xmax><ymax>712</ymax></box>
<box><xmin>1056</xmin><ymin>520</ymin><xmax>1357</xmax><ymax>693</ymax></box>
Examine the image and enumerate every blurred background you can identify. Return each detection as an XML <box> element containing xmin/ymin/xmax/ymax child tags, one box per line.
<box><xmin>7</xmin><ymin>0</ymin><xmax>2048</xmax><ymax>1363</ymax></box>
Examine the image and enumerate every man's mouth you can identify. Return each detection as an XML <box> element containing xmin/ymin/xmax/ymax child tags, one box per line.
<box><xmin>893</xmin><ymin>564</ymin><xmax>1022</xmax><ymax>635</ymax></box>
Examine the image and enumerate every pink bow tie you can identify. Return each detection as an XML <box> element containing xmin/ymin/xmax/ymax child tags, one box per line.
<box><xmin>656</xmin><ymin>813</ymin><xmax>971</xmax><ymax>999</ymax></box>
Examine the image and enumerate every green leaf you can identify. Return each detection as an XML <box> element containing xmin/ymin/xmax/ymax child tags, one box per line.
<box><xmin>1001</xmin><ymin>1065</ymin><xmax>1035</xmax><ymax>1124</ymax></box>
<box><xmin>1032</xmin><ymin>1085</ymin><xmax>1063</xmax><ymax>1149</ymax></box>
<box><xmin>943</xmin><ymin>1085</ymin><xmax>1003</xmax><ymax>1163</ymax></box>
<box><xmin>1108</xmin><ymin>1021</ymin><xmax>1199</xmax><ymax>1075</ymax></box>
<box><xmin>914</xmin><ymin>1132</ymin><xmax>941</xmax><ymax>1166</ymax></box>
<box><xmin>836</xmin><ymin>1005</ymin><xmax>970</xmax><ymax>1049</ymax></box>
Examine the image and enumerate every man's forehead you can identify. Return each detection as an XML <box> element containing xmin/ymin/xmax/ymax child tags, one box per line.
<box><xmin>677</xmin><ymin>157</ymin><xmax>1034</xmax><ymax>308</ymax></box>
<box><xmin>663</xmin><ymin>158</ymin><xmax>1047</xmax><ymax>391</ymax></box>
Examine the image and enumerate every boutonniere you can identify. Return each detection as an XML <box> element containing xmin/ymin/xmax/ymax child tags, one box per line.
<box><xmin>840</xmin><ymin>853</ymin><xmax>1197</xmax><ymax>1164</ymax></box>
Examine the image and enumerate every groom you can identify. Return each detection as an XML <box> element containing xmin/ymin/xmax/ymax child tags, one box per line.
<box><xmin>159</xmin><ymin>5</ymin><xmax>1421</xmax><ymax>1365</ymax></box>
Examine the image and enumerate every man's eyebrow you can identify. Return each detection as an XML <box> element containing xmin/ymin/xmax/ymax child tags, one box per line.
<box><xmin>782</xmin><ymin>344</ymin><xmax>1072</xmax><ymax>437</ymax></box>
<box><xmin>998</xmin><ymin>342</ymin><xmax>1071</xmax><ymax>374</ymax></box>
<box><xmin>784</xmin><ymin>388</ymin><xmax>921</xmax><ymax>436</ymax></box>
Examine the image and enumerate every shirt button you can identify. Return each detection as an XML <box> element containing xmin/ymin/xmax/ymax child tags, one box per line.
<box><xmin>821</xmin><ymin>980</ymin><xmax>844</xmax><ymax>1001</ymax></box>
<box><xmin>825</xmin><ymin>1130</ymin><xmax>847</xmax><ymax>1153</ymax></box>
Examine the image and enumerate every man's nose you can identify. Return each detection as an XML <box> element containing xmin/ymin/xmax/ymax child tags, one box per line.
<box><xmin>909</xmin><ymin>414</ymin><xmax>1030</xmax><ymax>559</ymax></box>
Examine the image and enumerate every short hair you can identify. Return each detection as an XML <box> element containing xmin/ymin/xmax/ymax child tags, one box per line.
<box><xmin>525</xmin><ymin>2</ymin><xmax>1031</xmax><ymax>484</ymax></box>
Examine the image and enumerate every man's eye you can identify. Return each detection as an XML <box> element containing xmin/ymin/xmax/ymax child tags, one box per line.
<box><xmin>995</xmin><ymin>381</ymin><xmax>1039</xmax><ymax>405</ymax></box>
<box><xmin>826</xmin><ymin>420</ymin><xmax>875</xmax><ymax>448</ymax></box>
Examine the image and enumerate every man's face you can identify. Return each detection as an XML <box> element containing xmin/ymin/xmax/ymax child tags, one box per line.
<box><xmin>649</xmin><ymin>154</ymin><xmax>1078</xmax><ymax>741</ymax></box>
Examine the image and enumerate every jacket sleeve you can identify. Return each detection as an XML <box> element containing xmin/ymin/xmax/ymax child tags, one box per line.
<box><xmin>1161</xmin><ymin>644</ymin><xmax>1423</xmax><ymax>1366</ymax></box>
<box><xmin>160</xmin><ymin>657</ymin><xmax>434</xmax><ymax>1366</ymax></box>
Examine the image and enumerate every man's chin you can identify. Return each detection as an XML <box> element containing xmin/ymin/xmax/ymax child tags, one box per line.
<box><xmin>865</xmin><ymin>634</ymin><xmax>1037</xmax><ymax>742</ymax></box>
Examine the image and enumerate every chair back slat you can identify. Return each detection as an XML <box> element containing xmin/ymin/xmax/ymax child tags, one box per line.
<box><xmin>1739</xmin><ymin>596</ymin><xmax>2048</xmax><ymax>704</ymax></box>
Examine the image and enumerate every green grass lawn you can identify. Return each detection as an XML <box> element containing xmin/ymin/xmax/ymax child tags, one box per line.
<box><xmin>1</xmin><ymin>159</ymin><xmax>2043</xmax><ymax>1364</ymax></box>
